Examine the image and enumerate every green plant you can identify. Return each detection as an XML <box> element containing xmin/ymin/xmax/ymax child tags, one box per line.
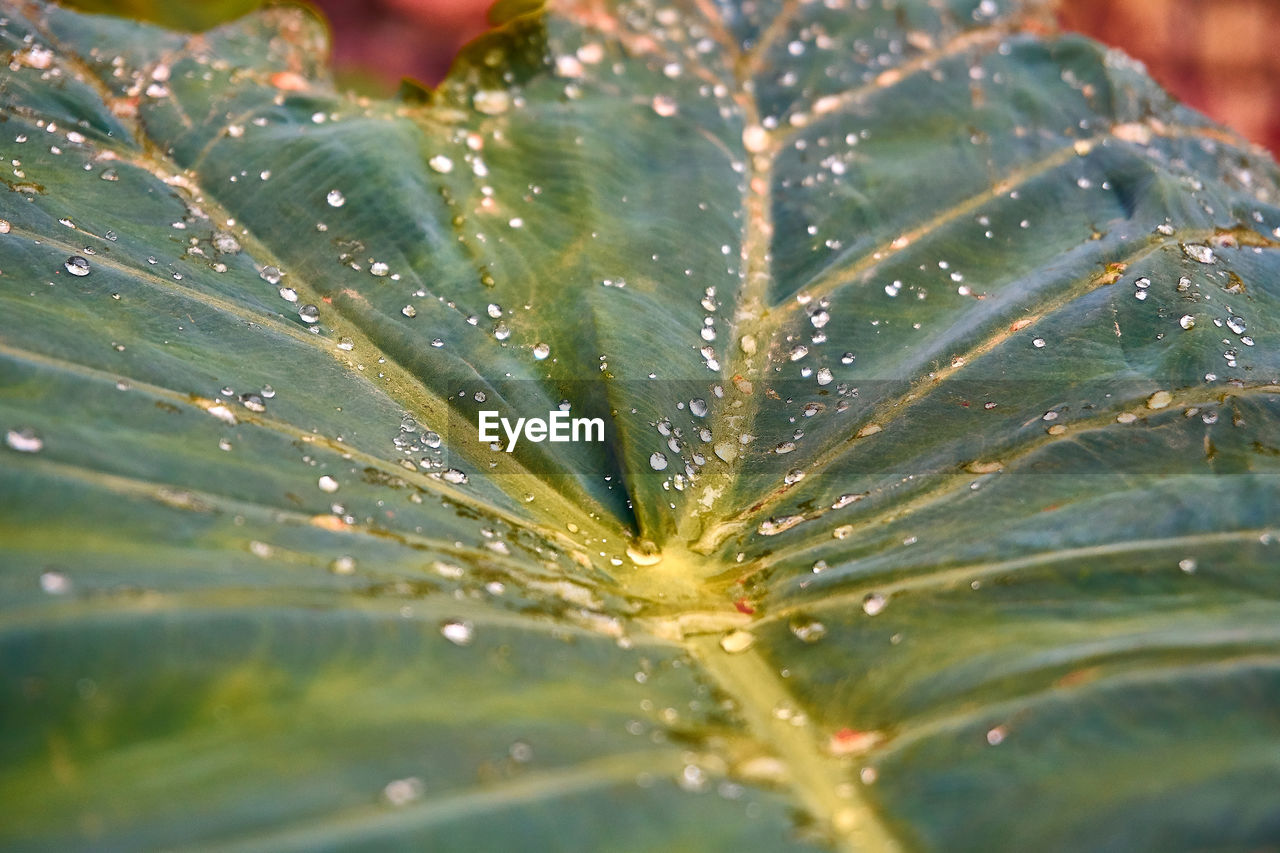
<box><xmin>2</xmin><ymin>0</ymin><xmax>1279</xmax><ymax>849</ymax></box>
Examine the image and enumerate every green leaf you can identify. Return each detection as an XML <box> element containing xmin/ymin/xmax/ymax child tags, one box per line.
<box><xmin>3</xmin><ymin>0</ymin><xmax>1280</xmax><ymax>849</ymax></box>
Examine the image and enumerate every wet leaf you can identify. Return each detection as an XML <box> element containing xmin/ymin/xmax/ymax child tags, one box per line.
<box><xmin>2</xmin><ymin>0</ymin><xmax>1280</xmax><ymax>849</ymax></box>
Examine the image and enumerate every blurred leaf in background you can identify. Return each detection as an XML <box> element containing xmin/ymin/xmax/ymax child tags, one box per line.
<box><xmin>61</xmin><ymin>0</ymin><xmax>261</xmax><ymax>31</ymax></box>
<box><xmin>64</xmin><ymin>0</ymin><xmax>1280</xmax><ymax>153</ymax></box>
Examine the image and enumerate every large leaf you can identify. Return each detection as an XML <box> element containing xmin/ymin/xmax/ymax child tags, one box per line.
<box><xmin>3</xmin><ymin>0</ymin><xmax>1280</xmax><ymax>848</ymax></box>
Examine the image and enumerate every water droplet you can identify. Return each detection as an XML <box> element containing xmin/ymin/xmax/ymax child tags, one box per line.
<box><xmin>40</xmin><ymin>570</ymin><xmax>70</xmax><ymax>594</ymax></box>
<box><xmin>713</xmin><ymin>442</ymin><xmax>737</xmax><ymax>462</ymax></box>
<box><xmin>239</xmin><ymin>392</ymin><xmax>266</xmax><ymax>412</ymax></box>
<box><xmin>5</xmin><ymin>428</ymin><xmax>43</xmax><ymax>453</ymax></box>
<box><xmin>720</xmin><ymin>630</ymin><xmax>756</xmax><ymax>653</ymax></box>
<box><xmin>330</xmin><ymin>555</ymin><xmax>356</xmax><ymax>574</ymax></box>
<box><xmin>532</xmin><ymin>342</ymin><xmax>550</xmax><ymax>360</ymax></box>
<box><xmin>1226</xmin><ymin>316</ymin><xmax>1247</xmax><ymax>335</ymax></box>
<box><xmin>260</xmin><ymin>265</ymin><xmax>283</xmax><ymax>285</ymax></box>
<box><xmin>1179</xmin><ymin>558</ymin><xmax>1197</xmax><ymax>573</ymax></box>
<box><xmin>862</xmin><ymin>593</ymin><xmax>887</xmax><ymax>616</ymax></box>
<box><xmin>0</xmin><ymin>220</ymin><xmax>10</xmax><ymax>234</ymax></box>
<box><xmin>1182</xmin><ymin>244</ymin><xmax>1215</xmax><ymax>264</ymax></box>
<box><xmin>64</xmin><ymin>256</ymin><xmax>90</xmax><ymax>276</ymax></box>
<box><xmin>441</xmin><ymin>619</ymin><xmax>474</xmax><ymax>645</ymax></box>
<box><xmin>816</xmin><ymin>367</ymin><xmax>833</xmax><ymax>386</ymax></box>
<box><xmin>626</xmin><ymin>539</ymin><xmax>662</xmax><ymax>566</ymax></box>
<box><xmin>1179</xmin><ymin>315</ymin><xmax>1195</xmax><ymax>330</ymax></box>
<box><xmin>649</xmin><ymin>452</ymin><xmax>668</xmax><ymax>471</ymax></box>
<box><xmin>213</xmin><ymin>231</ymin><xmax>241</xmax><ymax>253</ymax></box>
<box><xmin>758</xmin><ymin>515</ymin><xmax>804</xmax><ymax>536</ymax></box>
<box><xmin>370</xmin><ymin>261</ymin><xmax>389</xmax><ymax>277</ymax></box>
<box><xmin>297</xmin><ymin>304</ymin><xmax>320</xmax><ymax>324</ymax></box>
<box><xmin>383</xmin><ymin>777</ymin><xmax>424</xmax><ymax>806</ymax></box>
<box><xmin>986</xmin><ymin>726</ymin><xmax>1007</xmax><ymax>746</ymax></box>
<box><xmin>689</xmin><ymin>398</ymin><xmax>708</xmax><ymax>417</ymax></box>
<box><xmin>790</xmin><ymin>618</ymin><xmax>827</xmax><ymax>643</ymax></box>
<box><xmin>441</xmin><ymin>468</ymin><xmax>468</xmax><ymax>484</ymax></box>
<box><xmin>1147</xmin><ymin>390</ymin><xmax>1173</xmax><ymax>410</ymax></box>
<box><xmin>473</xmin><ymin>90</ymin><xmax>511</xmax><ymax>115</ymax></box>
<box><xmin>429</xmin><ymin>154</ymin><xmax>454</xmax><ymax>173</ymax></box>
<box><xmin>743</xmin><ymin>124</ymin><xmax>769</xmax><ymax>153</ymax></box>
<box><xmin>651</xmin><ymin>94</ymin><xmax>677</xmax><ymax>117</ymax></box>
<box><xmin>326</xmin><ymin>189</ymin><xmax>345</xmax><ymax>207</ymax></box>
<box><xmin>318</xmin><ymin>475</ymin><xmax>340</xmax><ymax>493</ymax></box>
<box><xmin>401</xmin><ymin>304</ymin><xmax>417</xmax><ymax>318</ymax></box>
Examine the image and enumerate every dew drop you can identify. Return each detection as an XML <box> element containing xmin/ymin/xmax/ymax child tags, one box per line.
<box><xmin>239</xmin><ymin>392</ymin><xmax>266</xmax><ymax>412</ymax></box>
<box><xmin>5</xmin><ymin>428</ymin><xmax>43</xmax><ymax>453</ymax></box>
<box><xmin>40</xmin><ymin>570</ymin><xmax>70</xmax><ymax>594</ymax></box>
<box><xmin>64</xmin><ymin>256</ymin><xmax>90</xmax><ymax>276</ymax></box>
<box><xmin>790</xmin><ymin>618</ymin><xmax>827</xmax><ymax>643</ymax></box>
<box><xmin>649</xmin><ymin>452</ymin><xmax>668</xmax><ymax>471</ymax></box>
<box><xmin>532</xmin><ymin>342</ymin><xmax>551</xmax><ymax>360</ymax></box>
<box><xmin>651</xmin><ymin>94</ymin><xmax>677</xmax><ymax>117</ymax></box>
<box><xmin>326</xmin><ymin>189</ymin><xmax>346</xmax><ymax>207</ymax></box>
<box><xmin>743</xmin><ymin>124</ymin><xmax>769</xmax><ymax>153</ymax></box>
<box><xmin>318</xmin><ymin>475</ymin><xmax>340</xmax><ymax>493</ymax></box>
<box><xmin>473</xmin><ymin>90</ymin><xmax>510</xmax><ymax>115</ymax></box>
<box><xmin>758</xmin><ymin>515</ymin><xmax>804</xmax><ymax>536</ymax></box>
<box><xmin>862</xmin><ymin>593</ymin><xmax>887</xmax><ymax>616</ymax></box>
<box><xmin>297</xmin><ymin>304</ymin><xmax>320</xmax><ymax>324</ymax></box>
<box><xmin>429</xmin><ymin>154</ymin><xmax>454</xmax><ymax>173</ymax></box>
<box><xmin>441</xmin><ymin>619</ymin><xmax>474</xmax><ymax>645</ymax></box>
<box><xmin>1182</xmin><ymin>244</ymin><xmax>1215</xmax><ymax>264</ymax></box>
<box><xmin>720</xmin><ymin>630</ymin><xmax>756</xmax><ymax>653</ymax></box>
<box><xmin>213</xmin><ymin>231</ymin><xmax>241</xmax><ymax>253</ymax></box>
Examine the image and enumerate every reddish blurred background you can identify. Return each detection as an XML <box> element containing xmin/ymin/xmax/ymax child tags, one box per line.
<box><xmin>1058</xmin><ymin>0</ymin><xmax>1280</xmax><ymax>155</ymax></box>
<box><xmin>308</xmin><ymin>0</ymin><xmax>1280</xmax><ymax>156</ymax></box>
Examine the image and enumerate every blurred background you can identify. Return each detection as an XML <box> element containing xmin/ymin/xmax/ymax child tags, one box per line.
<box><xmin>63</xmin><ymin>0</ymin><xmax>1280</xmax><ymax>155</ymax></box>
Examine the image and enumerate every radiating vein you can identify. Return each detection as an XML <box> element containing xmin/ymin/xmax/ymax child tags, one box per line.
<box><xmin>178</xmin><ymin>751</ymin><xmax>686</xmax><ymax>853</ymax></box>
<box><xmin>762</xmin><ymin>528</ymin><xmax>1280</xmax><ymax>621</ymax></box>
